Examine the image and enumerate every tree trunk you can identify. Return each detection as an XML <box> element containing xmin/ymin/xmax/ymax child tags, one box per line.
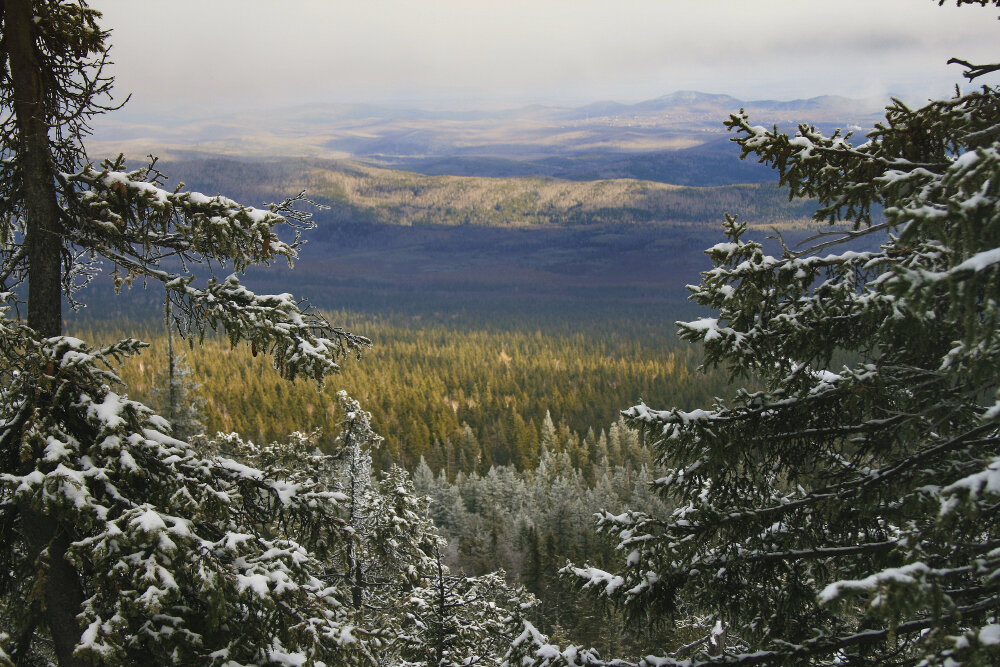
<box><xmin>17</xmin><ymin>508</ymin><xmax>86</xmax><ymax>667</ymax></box>
<box><xmin>4</xmin><ymin>1</ymin><xmax>85</xmax><ymax>665</ymax></box>
<box><xmin>346</xmin><ymin>440</ymin><xmax>363</xmax><ymax>610</ymax></box>
<box><xmin>165</xmin><ymin>296</ymin><xmax>177</xmax><ymax>418</ymax></box>
<box><xmin>433</xmin><ymin>550</ymin><xmax>446</xmax><ymax>667</ymax></box>
<box><xmin>5</xmin><ymin>0</ymin><xmax>62</xmax><ymax>338</ymax></box>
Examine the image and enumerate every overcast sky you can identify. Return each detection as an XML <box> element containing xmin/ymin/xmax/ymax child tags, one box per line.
<box><xmin>91</xmin><ymin>0</ymin><xmax>999</xmax><ymax>117</ymax></box>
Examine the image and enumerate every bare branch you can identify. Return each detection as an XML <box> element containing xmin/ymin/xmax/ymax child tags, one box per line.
<box><xmin>948</xmin><ymin>57</ymin><xmax>1000</xmax><ymax>80</ymax></box>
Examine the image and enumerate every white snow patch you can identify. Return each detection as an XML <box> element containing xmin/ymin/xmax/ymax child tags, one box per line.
<box><xmin>132</xmin><ymin>508</ymin><xmax>167</xmax><ymax>533</ymax></box>
<box><xmin>819</xmin><ymin>562</ymin><xmax>928</xmax><ymax>603</ymax></box>
<box><xmin>237</xmin><ymin>573</ymin><xmax>270</xmax><ymax>597</ymax></box>
<box><xmin>88</xmin><ymin>392</ymin><xmax>129</xmax><ymax>429</ymax></box>
<box><xmin>980</xmin><ymin>624</ymin><xmax>1000</xmax><ymax>646</ymax></box>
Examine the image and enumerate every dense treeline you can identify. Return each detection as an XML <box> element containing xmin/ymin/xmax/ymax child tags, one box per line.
<box><xmin>378</xmin><ymin>137</ymin><xmax>781</xmax><ymax>187</ymax></box>
<box><xmin>70</xmin><ymin>311</ymin><xmax>730</xmax><ymax>474</ymax></box>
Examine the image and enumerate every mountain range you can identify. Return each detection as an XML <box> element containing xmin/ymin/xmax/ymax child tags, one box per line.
<box><xmin>90</xmin><ymin>90</ymin><xmax>885</xmax><ymax>178</ymax></box>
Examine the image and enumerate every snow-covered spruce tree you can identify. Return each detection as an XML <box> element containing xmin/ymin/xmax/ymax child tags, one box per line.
<box><xmin>0</xmin><ymin>2</ymin><xmax>374</xmax><ymax>665</ymax></box>
<box><xmin>198</xmin><ymin>400</ymin><xmax>531</xmax><ymax>667</ymax></box>
<box><xmin>507</xmin><ymin>5</ymin><xmax>1000</xmax><ymax>667</ymax></box>
<box><xmin>326</xmin><ymin>393</ymin><xmax>442</xmax><ymax>634</ymax></box>
<box><xmin>149</xmin><ymin>299</ymin><xmax>205</xmax><ymax>441</ymax></box>
<box><xmin>400</xmin><ymin>550</ymin><xmax>536</xmax><ymax>667</ymax></box>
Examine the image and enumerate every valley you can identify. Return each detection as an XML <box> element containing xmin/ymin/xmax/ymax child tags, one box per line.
<box><xmin>81</xmin><ymin>90</ymin><xmax>880</xmax><ymax>314</ymax></box>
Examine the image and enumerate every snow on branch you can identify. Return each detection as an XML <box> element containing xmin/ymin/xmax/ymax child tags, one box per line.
<box><xmin>0</xmin><ymin>331</ymin><xmax>369</xmax><ymax>663</ymax></box>
<box><xmin>62</xmin><ymin>158</ymin><xmax>316</xmax><ymax>273</ymax></box>
<box><xmin>165</xmin><ymin>273</ymin><xmax>371</xmax><ymax>382</ymax></box>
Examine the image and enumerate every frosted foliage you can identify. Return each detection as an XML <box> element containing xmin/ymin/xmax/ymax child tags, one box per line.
<box><xmin>0</xmin><ymin>2</ymin><xmax>377</xmax><ymax>663</ymax></box>
<box><xmin>150</xmin><ymin>350</ymin><xmax>203</xmax><ymax>441</ymax></box>
<box><xmin>509</xmin><ymin>12</ymin><xmax>1000</xmax><ymax>667</ymax></box>
<box><xmin>401</xmin><ymin>560</ymin><xmax>537</xmax><ymax>667</ymax></box>
<box><xmin>0</xmin><ymin>328</ymin><xmax>386</xmax><ymax>664</ymax></box>
<box><xmin>323</xmin><ymin>393</ymin><xmax>443</xmax><ymax>654</ymax></box>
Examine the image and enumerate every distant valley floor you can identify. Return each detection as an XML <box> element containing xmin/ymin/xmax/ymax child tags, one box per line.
<box><xmin>87</xmin><ymin>220</ymin><xmax>853</xmax><ymax>328</ymax></box>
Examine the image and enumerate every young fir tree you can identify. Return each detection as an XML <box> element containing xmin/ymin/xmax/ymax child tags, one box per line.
<box><xmin>506</xmin><ymin>3</ymin><xmax>1000</xmax><ymax>666</ymax></box>
<box><xmin>327</xmin><ymin>393</ymin><xmax>442</xmax><ymax>633</ymax></box>
<box><xmin>322</xmin><ymin>395</ymin><xmax>533</xmax><ymax>666</ymax></box>
<box><xmin>149</xmin><ymin>299</ymin><xmax>204</xmax><ymax>441</ymax></box>
<box><xmin>0</xmin><ymin>2</ymin><xmax>373</xmax><ymax>665</ymax></box>
<box><xmin>400</xmin><ymin>550</ymin><xmax>536</xmax><ymax>667</ymax></box>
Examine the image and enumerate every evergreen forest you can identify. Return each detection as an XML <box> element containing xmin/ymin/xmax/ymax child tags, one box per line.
<box><xmin>69</xmin><ymin>312</ymin><xmax>723</xmax><ymax>658</ymax></box>
<box><xmin>70</xmin><ymin>312</ymin><xmax>730</xmax><ymax>474</ymax></box>
<box><xmin>2</xmin><ymin>1</ymin><xmax>1000</xmax><ymax>666</ymax></box>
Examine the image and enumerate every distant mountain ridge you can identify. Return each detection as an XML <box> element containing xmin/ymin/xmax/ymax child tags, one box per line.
<box><xmin>89</xmin><ymin>89</ymin><xmax>885</xmax><ymax>179</ymax></box>
<box><xmin>264</xmin><ymin>90</ymin><xmax>882</xmax><ymax>123</ymax></box>
<box><xmin>82</xmin><ymin>90</ymin><xmax>877</xmax><ymax>314</ymax></box>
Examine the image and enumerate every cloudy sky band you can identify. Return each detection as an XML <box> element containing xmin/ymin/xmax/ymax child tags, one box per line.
<box><xmin>91</xmin><ymin>0</ymin><xmax>999</xmax><ymax>116</ymax></box>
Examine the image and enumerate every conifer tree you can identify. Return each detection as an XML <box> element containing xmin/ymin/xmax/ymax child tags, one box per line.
<box><xmin>149</xmin><ymin>299</ymin><xmax>204</xmax><ymax>440</ymax></box>
<box><xmin>508</xmin><ymin>2</ymin><xmax>1000</xmax><ymax>665</ymax></box>
<box><xmin>326</xmin><ymin>392</ymin><xmax>465</xmax><ymax>663</ymax></box>
<box><xmin>539</xmin><ymin>410</ymin><xmax>559</xmax><ymax>456</ymax></box>
<box><xmin>0</xmin><ymin>2</ymin><xmax>371</xmax><ymax>664</ymax></box>
<box><xmin>400</xmin><ymin>551</ymin><xmax>535</xmax><ymax>667</ymax></box>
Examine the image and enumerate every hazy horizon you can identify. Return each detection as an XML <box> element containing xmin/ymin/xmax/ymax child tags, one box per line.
<box><xmin>90</xmin><ymin>0</ymin><xmax>999</xmax><ymax>122</ymax></box>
